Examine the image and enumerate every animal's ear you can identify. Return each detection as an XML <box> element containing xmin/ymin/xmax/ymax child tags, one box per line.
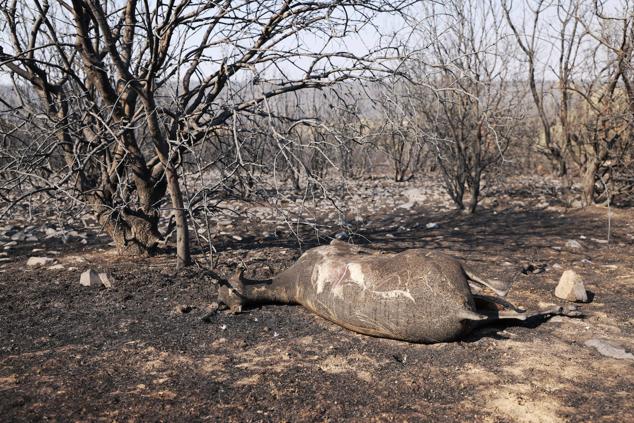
<box><xmin>229</xmin><ymin>268</ymin><xmax>246</xmax><ymax>291</ymax></box>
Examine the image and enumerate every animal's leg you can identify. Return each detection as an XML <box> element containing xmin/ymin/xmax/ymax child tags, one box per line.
<box><xmin>464</xmin><ymin>268</ymin><xmax>510</xmax><ymax>297</ymax></box>
<box><xmin>473</xmin><ymin>294</ymin><xmax>526</xmax><ymax>313</ymax></box>
<box><xmin>478</xmin><ymin>304</ymin><xmax>582</xmax><ymax>321</ymax></box>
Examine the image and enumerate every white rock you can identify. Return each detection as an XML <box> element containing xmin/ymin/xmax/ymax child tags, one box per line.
<box><xmin>80</xmin><ymin>269</ymin><xmax>101</xmax><ymax>287</ymax></box>
<box><xmin>592</xmin><ymin>238</ymin><xmax>609</xmax><ymax>244</ymax></box>
<box><xmin>565</xmin><ymin>239</ymin><xmax>583</xmax><ymax>249</ymax></box>
<box><xmin>10</xmin><ymin>231</ymin><xmax>26</xmax><ymax>241</ymax></box>
<box><xmin>26</xmin><ymin>257</ymin><xmax>55</xmax><ymax>267</ymax></box>
<box><xmin>334</xmin><ymin>231</ymin><xmax>349</xmax><ymax>240</ymax></box>
<box><xmin>555</xmin><ymin>270</ymin><xmax>588</xmax><ymax>302</ymax></box>
<box><xmin>584</xmin><ymin>339</ymin><xmax>634</xmax><ymax>360</ymax></box>
<box><xmin>232</xmin><ymin>235</ymin><xmax>243</xmax><ymax>241</ymax></box>
<box><xmin>48</xmin><ymin>264</ymin><xmax>65</xmax><ymax>270</ymax></box>
<box><xmin>98</xmin><ymin>272</ymin><xmax>113</xmax><ymax>288</ymax></box>
<box><xmin>425</xmin><ymin>222</ymin><xmax>439</xmax><ymax>229</ymax></box>
<box><xmin>399</xmin><ymin>188</ymin><xmax>426</xmax><ymax>209</ymax></box>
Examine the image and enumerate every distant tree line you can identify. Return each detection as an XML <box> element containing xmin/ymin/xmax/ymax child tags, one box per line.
<box><xmin>0</xmin><ymin>0</ymin><xmax>632</xmax><ymax>265</ymax></box>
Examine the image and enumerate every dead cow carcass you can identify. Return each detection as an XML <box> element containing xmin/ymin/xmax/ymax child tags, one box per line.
<box><xmin>218</xmin><ymin>241</ymin><xmax>580</xmax><ymax>343</ymax></box>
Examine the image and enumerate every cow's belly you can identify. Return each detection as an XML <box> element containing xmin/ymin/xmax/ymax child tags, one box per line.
<box><xmin>297</xmin><ymin>285</ymin><xmax>471</xmax><ymax>343</ymax></box>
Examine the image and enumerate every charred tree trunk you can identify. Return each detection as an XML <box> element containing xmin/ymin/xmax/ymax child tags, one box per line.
<box><xmin>466</xmin><ymin>180</ymin><xmax>480</xmax><ymax>214</ymax></box>
<box><xmin>581</xmin><ymin>159</ymin><xmax>598</xmax><ymax>207</ymax></box>
<box><xmin>95</xmin><ymin>204</ymin><xmax>162</xmax><ymax>256</ymax></box>
<box><xmin>165</xmin><ymin>164</ymin><xmax>192</xmax><ymax>267</ymax></box>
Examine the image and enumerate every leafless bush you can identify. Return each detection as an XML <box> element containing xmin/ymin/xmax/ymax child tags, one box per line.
<box><xmin>504</xmin><ymin>0</ymin><xmax>634</xmax><ymax>206</ymax></box>
<box><xmin>0</xmin><ymin>0</ymin><xmax>417</xmax><ymax>265</ymax></box>
<box><xmin>407</xmin><ymin>0</ymin><xmax>525</xmax><ymax>213</ymax></box>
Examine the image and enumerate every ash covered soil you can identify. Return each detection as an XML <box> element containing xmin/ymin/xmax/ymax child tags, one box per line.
<box><xmin>1</xmin><ymin>177</ymin><xmax>633</xmax><ymax>422</ymax></box>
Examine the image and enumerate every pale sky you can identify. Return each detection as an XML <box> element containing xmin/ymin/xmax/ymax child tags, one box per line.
<box><xmin>0</xmin><ymin>1</ymin><xmax>628</xmax><ymax>88</ymax></box>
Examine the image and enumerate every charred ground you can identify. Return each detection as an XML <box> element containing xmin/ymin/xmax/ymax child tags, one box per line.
<box><xmin>1</xmin><ymin>178</ymin><xmax>633</xmax><ymax>422</ymax></box>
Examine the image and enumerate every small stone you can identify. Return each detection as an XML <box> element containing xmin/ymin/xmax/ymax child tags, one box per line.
<box><xmin>80</xmin><ymin>269</ymin><xmax>101</xmax><ymax>287</ymax></box>
<box><xmin>522</xmin><ymin>263</ymin><xmax>546</xmax><ymax>275</ymax></box>
<box><xmin>48</xmin><ymin>264</ymin><xmax>64</xmax><ymax>271</ymax></box>
<box><xmin>591</xmin><ymin>238</ymin><xmax>608</xmax><ymax>244</ymax></box>
<box><xmin>26</xmin><ymin>257</ymin><xmax>55</xmax><ymax>267</ymax></box>
<box><xmin>4</xmin><ymin>241</ymin><xmax>17</xmax><ymax>249</ymax></box>
<box><xmin>565</xmin><ymin>239</ymin><xmax>583</xmax><ymax>249</ymax></box>
<box><xmin>10</xmin><ymin>231</ymin><xmax>26</xmax><ymax>241</ymax></box>
<box><xmin>262</xmin><ymin>232</ymin><xmax>277</xmax><ymax>241</ymax></box>
<box><xmin>231</xmin><ymin>235</ymin><xmax>243</xmax><ymax>241</ymax></box>
<box><xmin>98</xmin><ymin>273</ymin><xmax>113</xmax><ymax>288</ymax></box>
<box><xmin>584</xmin><ymin>339</ymin><xmax>634</xmax><ymax>360</ymax></box>
<box><xmin>179</xmin><ymin>305</ymin><xmax>193</xmax><ymax>314</ymax></box>
<box><xmin>555</xmin><ymin>270</ymin><xmax>587</xmax><ymax>302</ymax></box>
<box><xmin>425</xmin><ymin>222</ymin><xmax>439</xmax><ymax>229</ymax></box>
<box><xmin>334</xmin><ymin>231</ymin><xmax>349</xmax><ymax>240</ymax></box>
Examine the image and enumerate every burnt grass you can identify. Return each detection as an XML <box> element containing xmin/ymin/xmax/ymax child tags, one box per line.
<box><xmin>1</xmin><ymin>182</ymin><xmax>633</xmax><ymax>422</ymax></box>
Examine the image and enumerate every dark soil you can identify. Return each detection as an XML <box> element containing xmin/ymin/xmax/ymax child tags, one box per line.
<box><xmin>1</xmin><ymin>180</ymin><xmax>633</xmax><ymax>422</ymax></box>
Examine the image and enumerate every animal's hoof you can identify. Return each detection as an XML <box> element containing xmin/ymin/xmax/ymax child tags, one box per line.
<box><xmin>561</xmin><ymin>304</ymin><xmax>583</xmax><ymax>317</ymax></box>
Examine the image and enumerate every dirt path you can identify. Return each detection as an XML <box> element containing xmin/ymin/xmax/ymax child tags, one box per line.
<box><xmin>1</xmin><ymin>181</ymin><xmax>633</xmax><ymax>421</ymax></box>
